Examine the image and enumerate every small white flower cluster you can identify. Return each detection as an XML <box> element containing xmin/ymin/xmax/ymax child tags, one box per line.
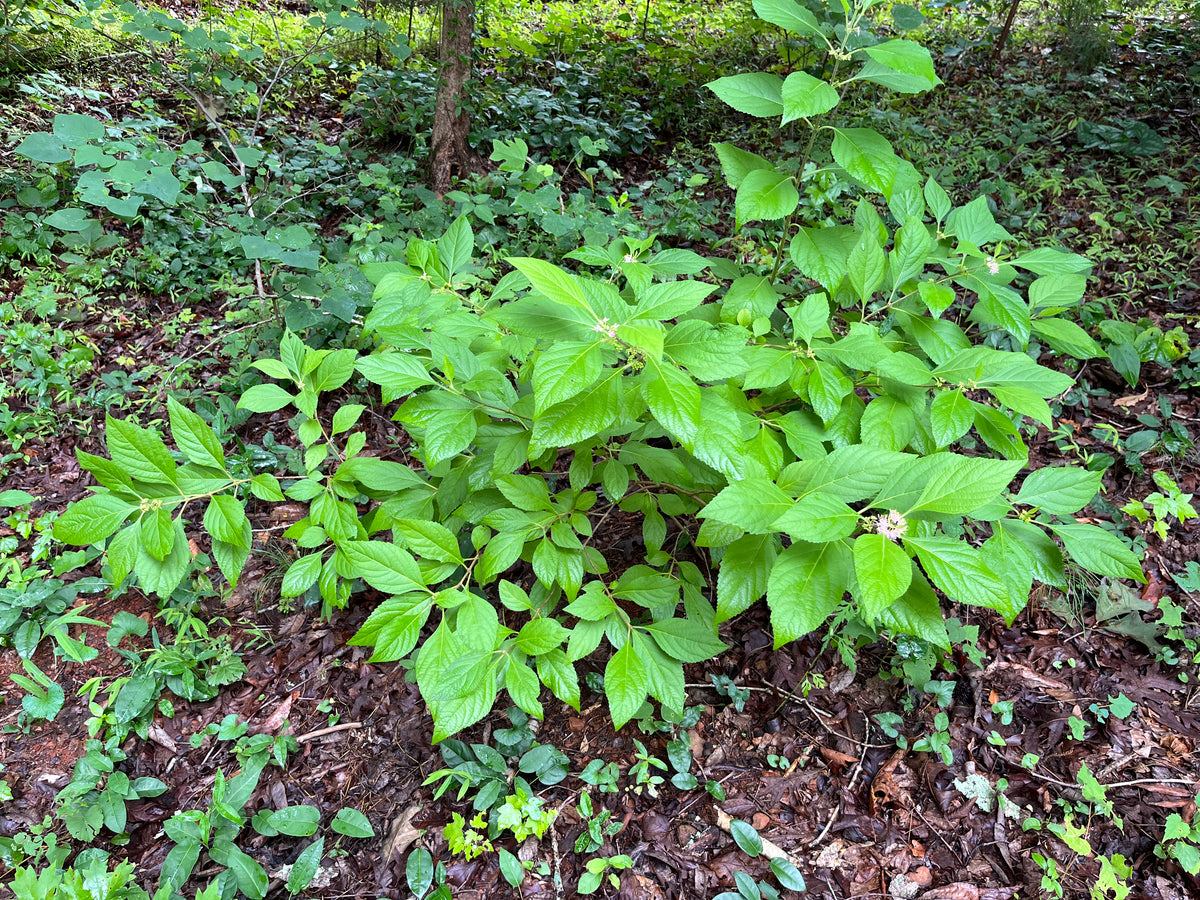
<box><xmin>986</xmin><ymin>256</ymin><xmax>1000</xmax><ymax>275</ymax></box>
<box><xmin>592</xmin><ymin>317</ymin><xmax>619</xmax><ymax>339</ymax></box>
<box><xmin>875</xmin><ymin>510</ymin><xmax>908</xmax><ymax>541</ymax></box>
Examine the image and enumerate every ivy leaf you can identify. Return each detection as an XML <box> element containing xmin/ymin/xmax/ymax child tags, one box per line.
<box><xmin>604</xmin><ymin>640</ymin><xmax>650</xmax><ymax>731</ymax></box>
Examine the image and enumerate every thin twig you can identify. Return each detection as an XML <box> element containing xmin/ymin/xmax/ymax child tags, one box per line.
<box><xmin>295</xmin><ymin>721</ymin><xmax>362</xmax><ymax>743</ymax></box>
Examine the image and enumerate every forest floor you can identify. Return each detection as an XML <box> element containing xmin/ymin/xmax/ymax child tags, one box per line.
<box><xmin>2</xmin><ymin>5</ymin><xmax>1200</xmax><ymax>900</ymax></box>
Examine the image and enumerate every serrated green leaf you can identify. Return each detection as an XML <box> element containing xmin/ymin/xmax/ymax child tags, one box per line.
<box><xmin>168</xmin><ymin>397</ymin><xmax>226</xmax><ymax>471</ymax></box>
<box><xmin>905</xmin><ymin>535</ymin><xmax>1014</xmax><ymax>615</ymax></box>
<box><xmin>701</xmin><ymin>477</ymin><xmax>793</xmax><ymax>533</ymax></box>
<box><xmin>54</xmin><ymin>493</ymin><xmax>138</xmax><ymax>546</ymax></box>
<box><xmin>106</xmin><ymin>414</ymin><xmax>178</xmax><ymax>485</ymax></box>
<box><xmin>831</xmin><ymin>128</ymin><xmax>899</xmax><ymax>194</ymax></box>
<box><xmin>910</xmin><ymin>456</ymin><xmax>1022</xmax><ymax>515</ymax></box>
<box><xmin>772</xmin><ymin>492</ymin><xmax>859</xmax><ymax>542</ymax></box>
<box><xmin>753</xmin><ymin>0</ymin><xmax>823</xmax><ymax>36</ymax></box>
<box><xmin>533</xmin><ymin>340</ymin><xmax>605</xmax><ymax>414</ymax></box>
<box><xmin>767</xmin><ymin>540</ymin><xmax>851</xmax><ymax>646</ymax></box>
<box><xmin>536</xmin><ymin>648</ymin><xmax>581</xmax><ymax>710</ymax></box>
<box><xmin>712</xmin><ymin>142</ymin><xmax>774</xmax><ymax>190</ymax></box>
<box><xmin>642</xmin><ymin>618</ymin><xmax>727</xmax><ymax>663</ymax></box>
<box><xmin>736</xmin><ymin>168</ymin><xmax>799</xmax><ymax>225</ymax></box>
<box><xmin>340</xmin><ymin>540</ymin><xmax>427</xmax><ymax>594</ymax></box>
<box><xmin>516</xmin><ymin>617</ymin><xmax>570</xmax><ymax>655</ymax></box>
<box><xmin>706</xmin><ymin>73</ymin><xmax>785</xmax><ymax>118</ymax></box>
<box><xmin>1016</xmin><ymin>467</ymin><xmax>1103</xmax><ymax>514</ymax></box>
<box><xmin>853</xmin><ymin>533</ymin><xmax>912</xmax><ymax>620</ymax></box>
<box><xmin>929</xmin><ymin>389</ymin><xmax>974</xmax><ymax>447</ymax></box>
<box><xmin>642</xmin><ymin>358</ymin><xmax>701</xmax><ymax>443</ymax></box>
<box><xmin>1050</xmin><ymin>523</ymin><xmax>1145</xmax><ymax>583</ymax></box>
<box><xmin>604</xmin><ymin>640</ymin><xmax>649</xmax><ymax>730</ymax></box>
<box><xmin>781</xmin><ymin>71</ymin><xmax>839</xmax><ymax>122</ymax></box>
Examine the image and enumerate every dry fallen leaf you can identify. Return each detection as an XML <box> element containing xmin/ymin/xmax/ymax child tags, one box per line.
<box><xmin>1113</xmin><ymin>388</ymin><xmax>1150</xmax><ymax>407</ymax></box>
<box><xmin>381</xmin><ymin>803</ymin><xmax>423</xmax><ymax>863</ymax></box>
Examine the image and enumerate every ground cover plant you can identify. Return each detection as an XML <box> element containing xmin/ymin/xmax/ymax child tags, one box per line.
<box><xmin>1</xmin><ymin>0</ymin><xmax>1198</xmax><ymax>898</ymax></box>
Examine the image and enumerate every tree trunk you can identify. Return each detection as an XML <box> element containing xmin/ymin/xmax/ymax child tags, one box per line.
<box><xmin>430</xmin><ymin>0</ymin><xmax>481</xmax><ymax>196</ymax></box>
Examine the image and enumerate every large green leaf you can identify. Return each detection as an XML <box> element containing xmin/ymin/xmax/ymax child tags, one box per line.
<box><xmin>772</xmin><ymin>492</ymin><xmax>859</xmax><ymax>542</ymax></box>
<box><xmin>853</xmin><ymin>533</ymin><xmax>912</xmax><ymax>620</ymax></box>
<box><xmin>356</xmin><ymin>352</ymin><xmax>435</xmax><ymax>402</ymax></box>
<box><xmin>340</xmin><ymin>541</ymin><xmax>427</xmax><ymax>595</ymax></box>
<box><xmin>781</xmin><ymin>71</ymin><xmax>839</xmax><ymax>122</ymax></box>
<box><xmin>736</xmin><ymin>168</ymin><xmax>799</xmax><ymax>225</ymax></box>
<box><xmin>830</xmin><ymin>128</ymin><xmax>899</xmax><ymax>194</ymax></box>
<box><xmin>905</xmin><ymin>535</ymin><xmax>1013</xmax><ymax>615</ymax></box>
<box><xmin>716</xmin><ymin>533</ymin><xmax>778</xmax><ymax>622</ymax></box>
<box><xmin>706</xmin><ymin>73</ymin><xmax>785</xmax><ymax>118</ymax></box>
<box><xmin>789</xmin><ymin>225</ymin><xmax>856</xmax><ymax>291</ymax></box>
<box><xmin>533</xmin><ymin>340</ymin><xmax>605</xmax><ymax>414</ymax></box>
<box><xmin>700</xmin><ymin>477</ymin><xmax>793</xmax><ymax>533</ymax></box>
<box><xmin>605</xmin><ymin>639</ymin><xmax>650</xmax><ymax>730</ymax></box>
<box><xmin>929</xmin><ymin>389</ymin><xmax>974</xmax><ymax>448</ymax></box>
<box><xmin>1050</xmin><ymin>523</ymin><xmax>1145</xmax><ymax>583</ymax></box>
<box><xmin>507</xmin><ymin>257</ymin><xmax>592</xmax><ymax>313</ymax></box>
<box><xmin>1016</xmin><ymin>467</ymin><xmax>1103</xmax><ymax>514</ymax></box>
<box><xmin>767</xmin><ymin>540</ymin><xmax>851</xmax><ymax>646</ymax></box>
<box><xmin>910</xmin><ymin>455</ymin><xmax>1022</xmax><ymax>516</ymax></box>
<box><xmin>642</xmin><ymin>358</ymin><xmax>701</xmax><ymax>443</ymax></box>
<box><xmin>752</xmin><ymin>0</ymin><xmax>823</xmax><ymax>37</ymax></box>
<box><xmin>54</xmin><ymin>494</ymin><xmax>138</xmax><ymax>546</ymax></box>
<box><xmin>643</xmin><ymin>618</ymin><xmax>728</xmax><ymax>663</ymax></box>
<box><xmin>712</xmin><ymin>142</ymin><xmax>774</xmax><ymax>190</ymax></box>
<box><xmin>167</xmin><ymin>397</ymin><xmax>226</xmax><ymax>471</ymax></box>
<box><xmin>348</xmin><ymin>595</ymin><xmax>432</xmax><ymax>662</ymax></box>
<box><xmin>862</xmin><ymin>40</ymin><xmax>941</xmax><ymax>90</ymax></box>
<box><xmin>106</xmin><ymin>415</ymin><xmax>178</xmax><ymax>486</ymax></box>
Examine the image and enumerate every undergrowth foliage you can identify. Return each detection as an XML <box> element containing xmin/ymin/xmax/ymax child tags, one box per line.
<box><xmin>54</xmin><ymin>0</ymin><xmax>1144</xmax><ymax>740</ymax></box>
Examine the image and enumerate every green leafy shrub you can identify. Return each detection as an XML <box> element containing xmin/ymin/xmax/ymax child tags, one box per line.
<box><xmin>54</xmin><ymin>0</ymin><xmax>1144</xmax><ymax>744</ymax></box>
